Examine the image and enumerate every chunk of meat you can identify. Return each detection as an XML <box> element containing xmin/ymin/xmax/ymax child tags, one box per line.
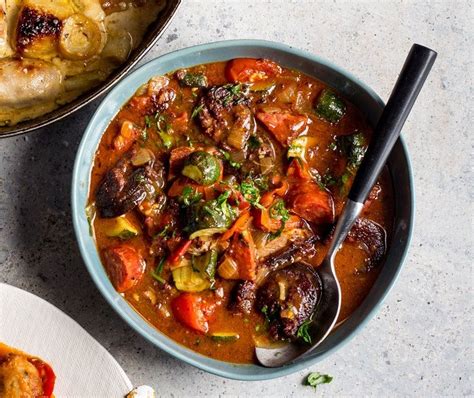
<box><xmin>256</xmin><ymin>109</ymin><xmax>309</xmax><ymax>146</ymax></box>
<box><xmin>197</xmin><ymin>84</ymin><xmax>250</xmax><ymax>141</ymax></box>
<box><xmin>224</xmin><ymin>230</ymin><xmax>257</xmax><ymax>281</ymax></box>
<box><xmin>168</xmin><ymin>146</ymin><xmax>196</xmax><ymax>180</ymax></box>
<box><xmin>226</xmin><ymin>104</ymin><xmax>255</xmax><ymax>149</ymax></box>
<box><xmin>102</xmin><ymin>244</ymin><xmax>145</xmax><ymax>292</ymax></box>
<box><xmin>286</xmin><ymin>182</ymin><xmax>335</xmax><ymax>225</ymax></box>
<box><xmin>225</xmin><ymin>58</ymin><xmax>282</xmax><ymax>83</ymax></box>
<box><xmin>128</xmin><ymin>82</ymin><xmax>176</xmax><ymax>115</ymax></box>
<box><xmin>347</xmin><ymin>218</ymin><xmax>386</xmax><ymax>271</ymax></box>
<box><xmin>256</xmin><ymin>263</ymin><xmax>321</xmax><ymax>340</ymax></box>
<box><xmin>228</xmin><ymin>280</ymin><xmax>256</xmax><ymax>315</ymax></box>
<box><xmin>0</xmin><ymin>59</ymin><xmax>62</xmax><ymax>108</ymax></box>
<box><xmin>265</xmin><ymin>236</ymin><xmax>318</xmax><ymax>270</ymax></box>
<box><xmin>95</xmin><ymin>156</ymin><xmax>148</xmax><ymax>218</ymax></box>
<box><xmin>256</xmin><ymin>227</ymin><xmax>312</xmax><ymax>260</ymax></box>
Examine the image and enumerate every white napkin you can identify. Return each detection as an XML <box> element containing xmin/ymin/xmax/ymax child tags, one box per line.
<box><xmin>0</xmin><ymin>283</ymin><xmax>133</xmax><ymax>398</ymax></box>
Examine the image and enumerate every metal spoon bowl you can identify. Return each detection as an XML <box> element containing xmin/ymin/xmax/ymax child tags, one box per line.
<box><xmin>256</xmin><ymin>43</ymin><xmax>437</xmax><ymax>367</ymax></box>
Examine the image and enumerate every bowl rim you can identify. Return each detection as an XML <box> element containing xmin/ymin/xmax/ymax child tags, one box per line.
<box><xmin>72</xmin><ymin>39</ymin><xmax>414</xmax><ymax>381</ymax></box>
<box><xmin>0</xmin><ymin>0</ymin><xmax>181</xmax><ymax>139</ymax></box>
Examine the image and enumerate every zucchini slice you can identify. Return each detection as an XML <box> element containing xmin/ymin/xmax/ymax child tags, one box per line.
<box><xmin>210</xmin><ymin>332</ymin><xmax>240</xmax><ymax>342</ymax></box>
<box><xmin>105</xmin><ymin>216</ymin><xmax>140</xmax><ymax>239</ymax></box>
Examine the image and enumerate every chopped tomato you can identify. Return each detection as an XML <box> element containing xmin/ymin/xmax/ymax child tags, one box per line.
<box><xmin>113</xmin><ymin>121</ymin><xmax>140</xmax><ymax>153</ymax></box>
<box><xmin>29</xmin><ymin>358</ymin><xmax>56</xmax><ymax>397</ymax></box>
<box><xmin>171</xmin><ymin>293</ymin><xmax>214</xmax><ymax>333</ymax></box>
<box><xmin>256</xmin><ymin>109</ymin><xmax>308</xmax><ymax>146</ymax></box>
<box><xmin>225</xmin><ymin>58</ymin><xmax>282</xmax><ymax>83</ymax></box>
<box><xmin>103</xmin><ymin>244</ymin><xmax>145</xmax><ymax>292</ymax></box>
<box><xmin>227</xmin><ymin>230</ymin><xmax>256</xmax><ymax>280</ymax></box>
<box><xmin>287</xmin><ymin>182</ymin><xmax>335</xmax><ymax>224</ymax></box>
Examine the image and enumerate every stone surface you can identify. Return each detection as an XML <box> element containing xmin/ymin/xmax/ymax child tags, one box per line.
<box><xmin>0</xmin><ymin>0</ymin><xmax>472</xmax><ymax>396</ymax></box>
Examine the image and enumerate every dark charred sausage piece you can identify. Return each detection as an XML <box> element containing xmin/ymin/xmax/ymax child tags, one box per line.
<box><xmin>96</xmin><ymin>156</ymin><xmax>148</xmax><ymax>218</ymax></box>
<box><xmin>265</xmin><ymin>235</ymin><xmax>319</xmax><ymax>270</ymax></box>
<box><xmin>347</xmin><ymin>218</ymin><xmax>386</xmax><ymax>271</ymax></box>
<box><xmin>256</xmin><ymin>263</ymin><xmax>321</xmax><ymax>340</ymax></box>
<box><xmin>197</xmin><ymin>84</ymin><xmax>250</xmax><ymax>141</ymax></box>
<box><xmin>228</xmin><ymin>281</ymin><xmax>256</xmax><ymax>315</ymax></box>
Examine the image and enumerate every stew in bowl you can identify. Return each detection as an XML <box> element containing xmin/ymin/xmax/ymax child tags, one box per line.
<box><xmin>73</xmin><ymin>40</ymin><xmax>413</xmax><ymax>379</ymax></box>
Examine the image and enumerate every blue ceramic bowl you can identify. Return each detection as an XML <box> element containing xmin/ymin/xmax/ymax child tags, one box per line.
<box><xmin>72</xmin><ymin>40</ymin><xmax>414</xmax><ymax>380</ymax></box>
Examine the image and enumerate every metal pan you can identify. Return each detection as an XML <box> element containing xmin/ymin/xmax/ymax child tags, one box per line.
<box><xmin>0</xmin><ymin>0</ymin><xmax>181</xmax><ymax>139</ymax></box>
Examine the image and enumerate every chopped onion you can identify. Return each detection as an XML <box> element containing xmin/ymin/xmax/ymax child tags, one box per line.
<box><xmin>259</xmin><ymin>157</ymin><xmax>274</xmax><ymax>174</ymax></box>
<box><xmin>252</xmin><ymin>230</ymin><xmax>269</xmax><ymax>250</ymax></box>
<box><xmin>217</xmin><ymin>256</ymin><xmax>239</xmax><ymax>279</ymax></box>
<box><xmin>131</xmin><ymin>148</ymin><xmax>155</xmax><ymax>166</ymax></box>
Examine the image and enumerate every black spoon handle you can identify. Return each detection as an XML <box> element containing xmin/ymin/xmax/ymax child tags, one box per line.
<box><xmin>348</xmin><ymin>44</ymin><xmax>437</xmax><ymax>204</ymax></box>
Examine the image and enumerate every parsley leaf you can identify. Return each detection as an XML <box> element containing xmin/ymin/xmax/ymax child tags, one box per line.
<box><xmin>248</xmin><ymin>135</ymin><xmax>261</xmax><ymax>150</ymax></box>
<box><xmin>239</xmin><ymin>180</ymin><xmax>264</xmax><ymax>209</ymax></box>
<box><xmin>191</xmin><ymin>104</ymin><xmax>204</xmax><ymax>118</ymax></box>
<box><xmin>221</xmin><ymin>150</ymin><xmax>242</xmax><ymax>169</ymax></box>
<box><xmin>304</xmin><ymin>372</ymin><xmax>333</xmax><ymax>391</ymax></box>
<box><xmin>151</xmin><ymin>257</ymin><xmax>166</xmax><ymax>284</ymax></box>
<box><xmin>268</xmin><ymin>198</ymin><xmax>290</xmax><ymax>239</ymax></box>
<box><xmin>180</xmin><ymin>186</ymin><xmax>202</xmax><ymax>206</ymax></box>
<box><xmin>297</xmin><ymin>319</ymin><xmax>312</xmax><ymax>343</ymax></box>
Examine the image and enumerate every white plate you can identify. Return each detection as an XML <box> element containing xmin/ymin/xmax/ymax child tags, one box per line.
<box><xmin>0</xmin><ymin>283</ymin><xmax>133</xmax><ymax>397</ymax></box>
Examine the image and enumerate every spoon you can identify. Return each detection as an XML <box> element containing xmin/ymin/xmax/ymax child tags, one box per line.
<box><xmin>256</xmin><ymin>43</ymin><xmax>437</xmax><ymax>367</ymax></box>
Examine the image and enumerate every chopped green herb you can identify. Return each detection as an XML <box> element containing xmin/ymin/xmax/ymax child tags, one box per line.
<box><xmin>297</xmin><ymin>319</ymin><xmax>312</xmax><ymax>344</ymax></box>
<box><xmin>180</xmin><ymin>186</ymin><xmax>202</xmax><ymax>207</ymax></box>
<box><xmin>155</xmin><ymin>225</ymin><xmax>170</xmax><ymax>238</ymax></box>
<box><xmin>134</xmin><ymin>173</ymin><xmax>146</xmax><ymax>184</ymax></box>
<box><xmin>268</xmin><ymin>198</ymin><xmax>290</xmax><ymax>239</ymax></box>
<box><xmin>140</xmin><ymin>129</ymin><xmax>148</xmax><ymax>141</ymax></box>
<box><xmin>304</xmin><ymin>372</ymin><xmax>333</xmax><ymax>391</ymax></box>
<box><xmin>221</xmin><ymin>150</ymin><xmax>242</xmax><ymax>169</ymax></box>
<box><xmin>178</xmin><ymin>71</ymin><xmax>208</xmax><ymax>88</ymax></box>
<box><xmin>239</xmin><ymin>180</ymin><xmax>264</xmax><ymax>209</ymax></box>
<box><xmin>151</xmin><ymin>257</ymin><xmax>166</xmax><ymax>284</ymax></box>
<box><xmin>328</xmin><ymin>141</ymin><xmax>337</xmax><ymax>151</ymax></box>
<box><xmin>253</xmin><ymin>174</ymin><xmax>269</xmax><ymax>191</ymax></box>
<box><xmin>191</xmin><ymin>104</ymin><xmax>204</xmax><ymax>118</ymax></box>
<box><xmin>155</xmin><ymin>113</ymin><xmax>169</xmax><ymax>132</ymax></box>
<box><xmin>247</xmin><ymin>135</ymin><xmax>261</xmax><ymax>150</ymax></box>
<box><xmin>144</xmin><ymin>115</ymin><xmax>152</xmax><ymax>128</ymax></box>
<box><xmin>214</xmin><ymin>83</ymin><xmax>249</xmax><ymax>107</ymax></box>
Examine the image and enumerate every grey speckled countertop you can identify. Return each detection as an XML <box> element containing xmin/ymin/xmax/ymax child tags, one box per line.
<box><xmin>0</xmin><ymin>0</ymin><xmax>472</xmax><ymax>396</ymax></box>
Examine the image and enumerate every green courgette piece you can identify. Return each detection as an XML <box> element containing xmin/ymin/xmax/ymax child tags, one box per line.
<box><xmin>182</xmin><ymin>151</ymin><xmax>220</xmax><ymax>186</ymax></box>
<box><xmin>210</xmin><ymin>332</ymin><xmax>240</xmax><ymax>342</ymax></box>
<box><xmin>105</xmin><ymin>216</ymin><xmax>140</xmax><ymax>239</ymax></box>
<box><xmin>315</xmin><ymin>89</ymin><xmax>346</xmax><ymax>124</ymax></box>
<box><xmin>172</xmin><ymin>265</ymin><xmax>210</xmax><ymax>292</ymax></box>
<box><xmin>192</xmin><ymin>249</ymin><xmax>218</xmax><ymax>282</ymax></box>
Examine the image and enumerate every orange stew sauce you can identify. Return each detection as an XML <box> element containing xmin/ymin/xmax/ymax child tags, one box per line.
<box><xmin>89</xmin><ymin>59</ymin><xmax>393</xmax><ymax>364</ymax></box>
